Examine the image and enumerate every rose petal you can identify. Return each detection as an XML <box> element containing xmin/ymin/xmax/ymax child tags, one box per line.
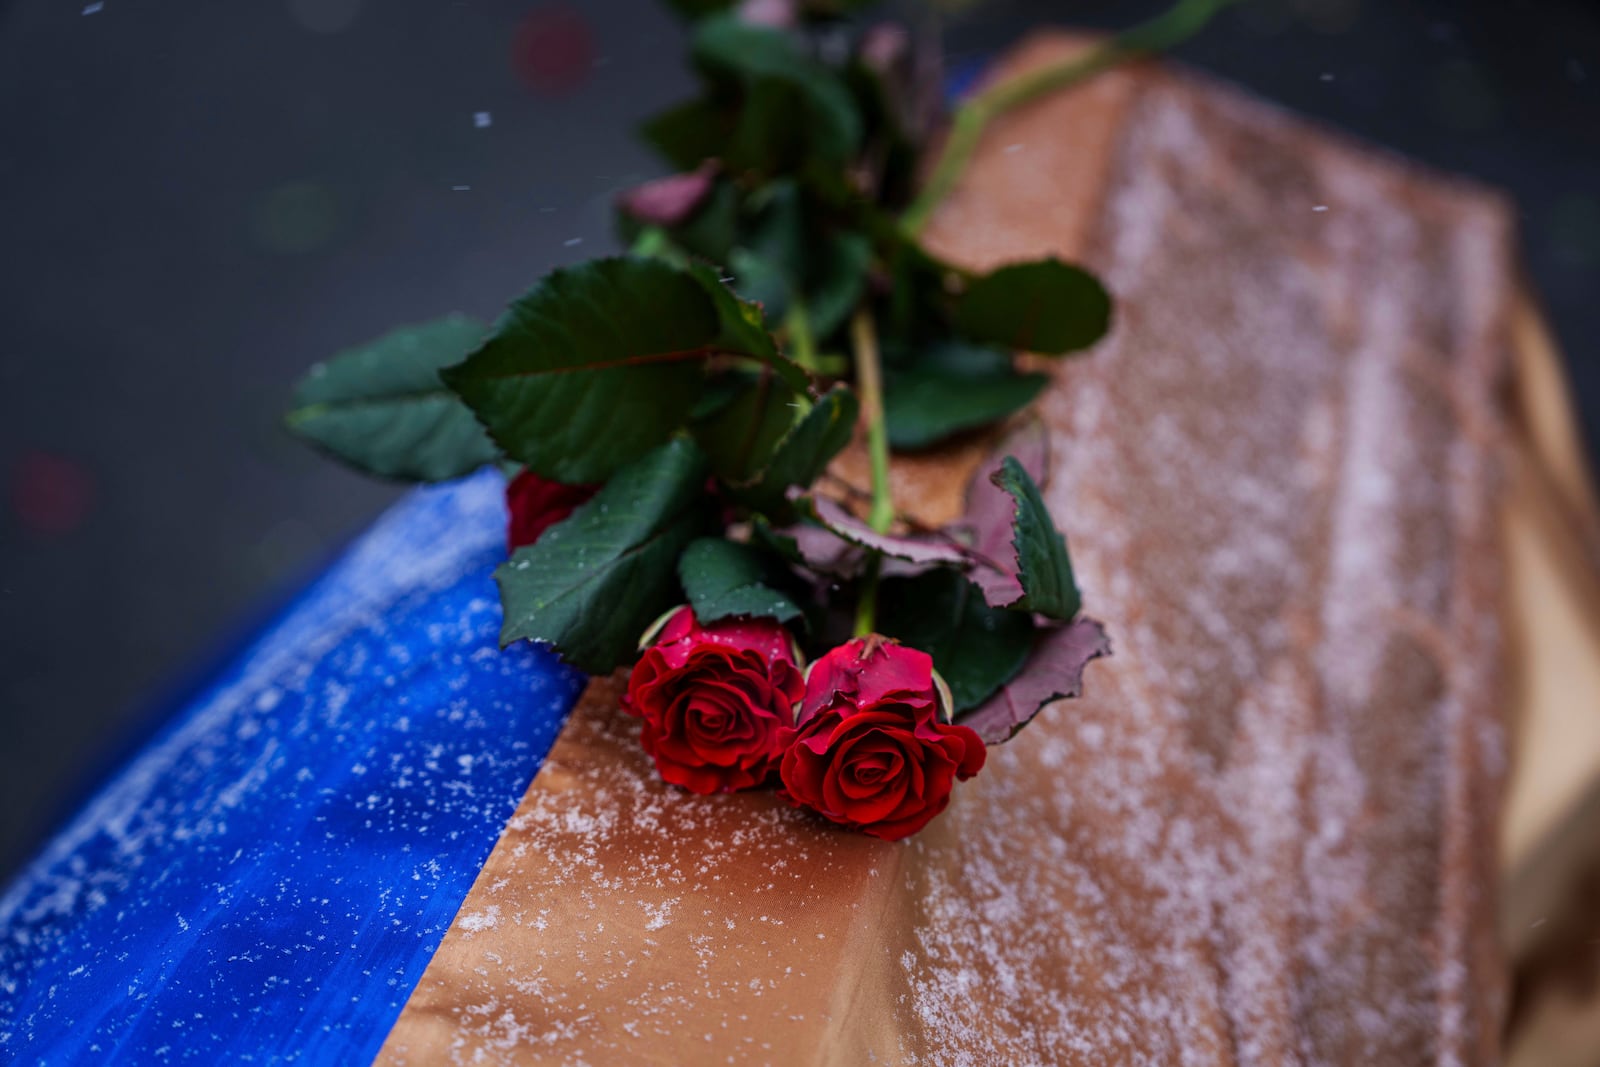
<box><xmin>627</xmin><ymin>606</ymin><xmax>802</xmax><ymax>794</ymax></box>
<box><xmin>506</xmin><ymin>470</ymin><xmax>597</xmax><ymax>551</ymax></box>
<box><xmin>799</xmin><ymin>639</ymin><xmax>938</xmax><ymax>725</ymax></box>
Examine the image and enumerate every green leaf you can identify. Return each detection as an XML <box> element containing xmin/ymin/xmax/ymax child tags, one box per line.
<box><xmin>805</xmin><ymin>231</ymin><xmax>871</xmax><ymax>339</ymax></box>
<box><xmin>727</xmin><ymin>180</ymin><xmax>805</xmax><ymax>317</ymax></box>
<box><xmin>286</xmin><ymin>315</ymin><xmax>497</xmax><ymax>482</ymax></box>
<box><xmin>443</xmin><ymin>257</ymin><xmax>785</xmax><ymax>484</ymax></box>
<box><xmin>729</xmin><ymin>181</ymin><xmax>869</xmax><ymax>340</ymax></box>
<box><xmin>668</xmin><ymin>178</ymin><xmax>740</xmax><ymax>264</ymax></box>
<box><xmin>883</xmin><ymin>238</ymin><xmax>956</xmax><ymax>343</ymax></box>
<box><xmin>748</xmin><ymin>516</ymin><xmax>803</xmax><ymax>565</ymax></box>
<box><xmin>692</xmin><ymin>369</ymin><xmax>802</xmax><ymax>484</ymax></box>
<box><xmin>678</xmin><ymin>537</ymin><xmax>803</xmax><ymax>625</ymax></box>
<box><xmin>761</xmin><ymin>385</ymin><xmax>857</xmax><ymax>489</ymax></box>
<box><xmin>689</xmin><ymin>372</ymin><xmax>746</xmax><ymax>422</ymax></box>
<box><xmin>496</xmin><ymin>438</ymin><xmax>710</xmax><ymax>673</ymax></box>
<box><xmin>662</xmin><ymin>0</ymin><xmax>740</xmax><ymax>18</ymax></box>
<box><xmin>691</xmin><ymin>16</ymin><xmax>862</xmax><ymax>169</ymax></box>
<box><xmin>877</xmin><ymin>570</ymin><xmax>1035</xmax><ymax>712</ymax></box>
<box><xmin>736</xmin><ymin>384</ymin><xmax>858</xmax><ymax>514</ymax></box>
<box><xmin>994</xmin><ymin>456</ymin><xmax>1081</xmax><ymax>620</ymax></box>
<box><xmin>686</xmin><ymin>264</ymin><xmax>810</xmax><ymax>394</ymax></box>
<box><xmin>730</xmin><ymin>237</ymin><xmax>866</xmax><ymax>342</ymax></box>
<box><xmin>691</xmin><ymin>16</ymin><xmax>824</xmax><ymax>88</ymax></box>
<box><xmin>727</xmin><ymin>246</ymin><xmax>790</xmax><ymax>318</ymax></box>
<box><xmin>952</xmin><ymin>258</ymin><xmax>1112</xmax><ymax>355</ymax></box>
<box><xmin>640</xmin><ymin>97</ymin><xmax>731</xmax><ymax>170</ymax></box>
<box><xmin>723</xmin><ymin>79</ymin><xmax>817</xmax><ymax>174</ymax></box>
<box><xmin>884</xmin><ymin>341</ymin><xmax>1049</xmax><ymax>450</ymax></box>
<box><xmin>444</xmin><ymin>258</ymin><xmax>714</xmax><ymax>484</ymax></box>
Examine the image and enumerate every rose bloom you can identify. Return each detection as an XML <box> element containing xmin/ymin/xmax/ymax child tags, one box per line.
<box><xmin>780</xmin><ymin>637</ymin><xmax>985</xmax><ymax>841</ymax></box>
<box><xmin>505</xmin><ymin>469</ymin><xmax>597</xmax><ymax>551</ymax></box>
<box><xmin>623</xmin><ymin>607</ymin><xmax>804</xmax><ymax>794</ymax></box>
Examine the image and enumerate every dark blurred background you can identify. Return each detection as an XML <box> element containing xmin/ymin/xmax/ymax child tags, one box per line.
<box><xmin>1</xmin><ymin>0</ymin><xmax>1596</xmax><ymax>880</ymax></box>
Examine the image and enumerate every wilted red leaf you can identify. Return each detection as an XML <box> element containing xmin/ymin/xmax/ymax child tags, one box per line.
<box><xmin>808</xmin><ymin>495</ymin><xmax>970</xmax><ymax>566</ymax></box>
<box><xmin>956</xmin><ymin>617</ymin><xmax>1110</xmax><ymax>744</ymax></box>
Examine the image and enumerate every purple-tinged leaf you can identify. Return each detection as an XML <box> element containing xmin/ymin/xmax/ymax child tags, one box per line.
<box><xmin>617</xmin><ymin>161</ymin><xmax>720</xmax><ymax>228</ymax></box>
<box><xmin>964</xmin><ymin>420</ymin><xmax>1049</xmax><ymax>605</ymax></box>
<box><xmin>806</xmin><ymin>495</ymin><xmax>970</xmax><ymax>566</ymax></box>
<box><xmin>966</xmin><ymin>420</ymin><xmax>1049</xmax><ymax>555</ymax></box>
<box><xmin>957</xmin><ymin>617</ymin><xmax>1111</xmax><ymax>744</ymax></box>
<box><xmin>968</xmin><ymin>556</ymin><xmax>1023</xmax><ymax>606</ymax></box>
<box><xmin>782</xmin><ymin>520</ymin><xmax>864</xmax><ymax>576</ymax></box>
<box><xmin>877</xmin><ymin>570</ymin><xmax>1034</xmax><ymax>713</ymax></box>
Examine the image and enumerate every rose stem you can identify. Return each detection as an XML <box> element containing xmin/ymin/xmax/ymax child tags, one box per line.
<box><xmin>628</xmin><ymin>225</ymin><xmax>671</xmax><ymax>258</ymax></box>
<box><xmin>900</xmin><ymin>0</ymin><xmax>1239</xmax><ymax>236</ymax></box>
<box><xmin>851</xmin><ymin>305</ymin><xmax>893</xmax><ymax>638</ymax></box>
<box><xmin>783</xmin><ymin>300</ymin><xmax>819</xmax><ymax>373</ymax></box>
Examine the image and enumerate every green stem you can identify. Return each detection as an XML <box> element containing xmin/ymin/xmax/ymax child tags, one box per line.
<box><xmin>852</xmin><ymin>308</ymin><xmax>895</xmax><ymax>535</ymax></box>
<box><xmin>628</xmin><ymin>225</ymin><xmax>671</xmax><ymax>259</ymax></box>
<box><xmin>850</xmin><ymin>306</ymin><xmax>894</xmax><ymax>637</ymax></box>
<box><xmin>853</xmin><ymin>555</ymin><xmax>882</xmax><ymax>639</ymax></box>
<box><xmin>901</xmin><ymin>0</ymin><xmax>1239</xmax><ymax>235</ymax></box>
<box><xmin>784</xmin><ymin>300</ymin><xmax>819</xmax><ymax>373</ymax></box>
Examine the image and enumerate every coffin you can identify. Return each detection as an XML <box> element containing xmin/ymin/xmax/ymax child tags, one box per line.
<box><xmin>5</xmin><ymin>33</ymin><xmax>1598</xmax><ymax>1066</ymax></box>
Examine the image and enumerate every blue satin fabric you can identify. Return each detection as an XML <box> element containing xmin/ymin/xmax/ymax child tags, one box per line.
<box><xmin>0</xmin><ymin>471</ymin><xmax>585</xmax><ymax>1065</ymax></box>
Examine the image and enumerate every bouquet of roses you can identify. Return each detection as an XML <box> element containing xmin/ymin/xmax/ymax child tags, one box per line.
<box><xmin>283</xmin><ymin>0</ymin><xmax>1226</xmax><ymax>838</ymax></box>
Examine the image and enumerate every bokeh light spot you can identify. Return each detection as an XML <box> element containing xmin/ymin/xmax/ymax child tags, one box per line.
<box><xmin>11</xmin><ymin>452</ymin><xmax>96</xmax><ymax>537</ymax></box>
<box><xmin>288</xmin><ymin>0</ymin><xmax>362</xmax><ymax>35</ymax></box>
<box><xmin>512</xmin><ymin>5</ymin><xmax>595</xmax><ymax>96</ymax></box>
<box><xmin>252</xmin><ymin>181</ymin><xmax>340</xmax><ymax>255</ymax></box>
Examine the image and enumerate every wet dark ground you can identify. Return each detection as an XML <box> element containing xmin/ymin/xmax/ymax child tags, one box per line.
<box><xmin>1</xmin><ymin>0</ymin><xmax>1597</xmax><ymax>878</ymax></box>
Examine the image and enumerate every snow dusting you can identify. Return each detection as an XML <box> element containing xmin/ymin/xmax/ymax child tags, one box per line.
<box><xmin>1</xmin><ymin>471</ymin><xmax>584</xmax><ymax>1062</ymax></box>
<box><xmin>380</xmin><ymin>51</ymin><xmax>1514</xmax><ymax>1067</ymax></box>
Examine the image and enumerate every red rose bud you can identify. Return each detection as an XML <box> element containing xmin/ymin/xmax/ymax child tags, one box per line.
<box><xmin>780</xmin><ymin>636</ymin><xmax>985</xmax><ymax>841</ymax></box>
<box><xmin>506</xmin><ymin>470</ymin><xmax>598</xmax><ymax>551</ymax></box>
<box><xmin>616</xmin><ymin>162</ymin><xmax>718</xmax><ymax>229</ymax></box>
<box><xmin>737</xmin><ymin>0</ymin><xmax>795</xmax><ymax>28</ymax></box>
<box><xmin>623</xmin><ymin>607</ymin><xmax>804</xmax><ymax>794</ymax></box>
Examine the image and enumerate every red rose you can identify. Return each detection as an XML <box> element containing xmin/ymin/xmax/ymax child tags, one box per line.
<box><xmin>623</xmin><ymin>607</ymin><xmax>804</xmax><ymax>794</ymax></box>
<box><xmin>779</xmin><ymin>636</ymin><xmax>985</xmax><ymax>841</ymax></box>
<box><xmin>505</xmin><ymin>469</ymin><xmax>597</xmax><ymax>551</ymax></box>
